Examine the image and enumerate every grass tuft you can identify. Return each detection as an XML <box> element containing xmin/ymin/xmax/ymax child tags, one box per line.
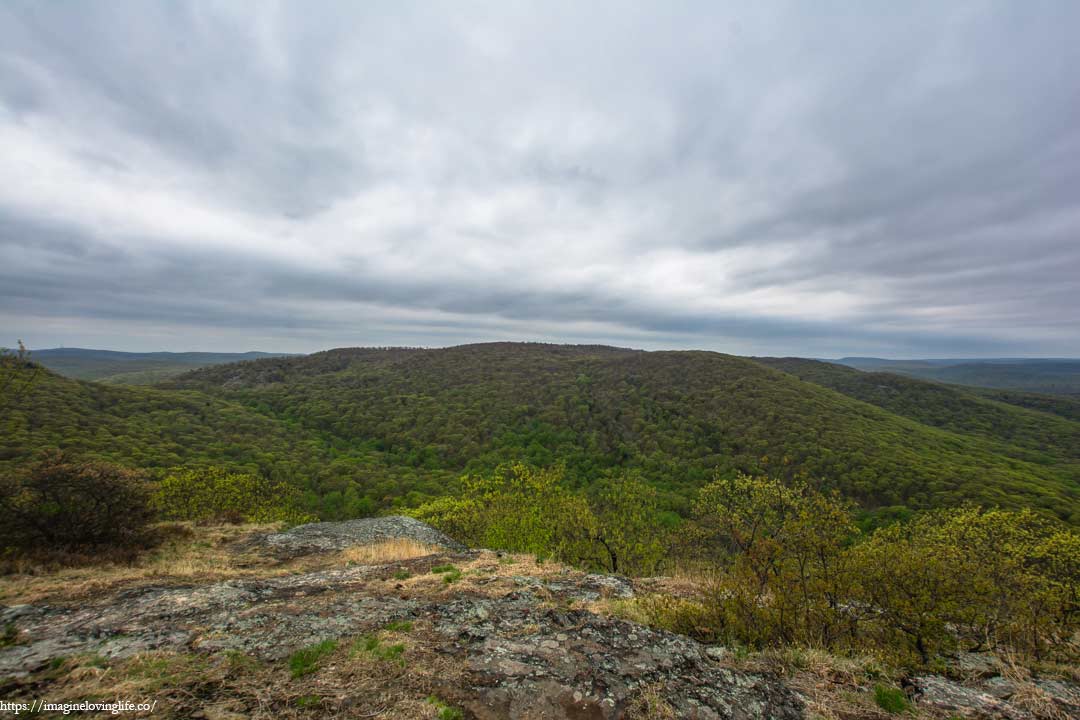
<box><xmin>431</xmin><ymin>563</ymin><xmax>462</xmax><ymax>583</ymax></box>
<box><xmin>351</xmin><ymin>635</ymin><xmax>406</xmax><ymax>665</ymax></box>
<box><xmin>288</xmin><ymin>639</ymin><xmax>338</xmax><ymax>678</ymax></box>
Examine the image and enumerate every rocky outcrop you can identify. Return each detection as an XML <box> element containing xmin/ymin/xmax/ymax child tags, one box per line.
<box><xmin>433</xmin><ymin>596</ymin><xmax>801</xmax><ymax>719</ymax></box>
<box><xmin>0</xmin><ymin>521</ymin><xmax>801</xmax><ymax>719</ymax></box>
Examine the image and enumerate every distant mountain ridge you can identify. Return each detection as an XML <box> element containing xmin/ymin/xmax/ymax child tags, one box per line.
<box><xmin>31</xmin><ymin>347</ymin><xmax>299</xmax><ymax>385</ymax></box>
<box><xmin>835</xmin><ymin>357</ymin><xmax>1080</xmax><ymax>396</ymax></box>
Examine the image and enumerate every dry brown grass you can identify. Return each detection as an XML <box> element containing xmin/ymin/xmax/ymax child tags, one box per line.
<box><xmin>623</xmin><ymin>684</ymin><xmax>679</xmax><ymax>719</ymax></box>
<box><xmin>0</xmin><ymin>523</ymin><xmax>286</xmax><ymax>605</ymax></box>
<box><xmin>999</xmin><ymin>655</ymin><xmax>1071</xmax><ymax>720</ymax></box>
<box><xmin>339</xmin><ymin>538</ymin><xmax>442</xmax><ymax>565</ymax></box>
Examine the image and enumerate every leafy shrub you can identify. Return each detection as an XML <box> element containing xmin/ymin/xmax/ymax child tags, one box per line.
<box><xmin>687</xmin><ymin>474</ymin><xmax>1080</xmax><ymax>664</ymax></box>
<box><xmin>0</xmin><ymin>453</ymin><xmax>155</xmax><ymax>552</ymax></box>
<box><xmin>588</xmin><ymin>474</ymin><xmax>671</xmax><ymax>575</ymax></box>
<box><xmin>153</xmin><ymin>466</ymin><xmax>315</xmax><ymax>525</ymax></box>
<box><xmin>412</xmin><ymin>466</ymin><xmax>764</xmax><ymax>582</ymax></box>
<box><xmin>852</xmin><ymin>507</ymin><xmax>1080</xmax><ymax>662</ymax></box>
<box><xmin>409</xmin><ymin>463</ymin><xmax>599</xmax><ymax>567</ymax></box>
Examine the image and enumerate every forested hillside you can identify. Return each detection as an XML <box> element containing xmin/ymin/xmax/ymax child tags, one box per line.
<box><xmin>168</xmin><ymin>343</ymin><xmax>1079</xmax><ymax>523</ymax></box>
<box><xmin>756</xmin><ymin>357</ymin><xmax>1080</xmax><ymax>463</ymax></box>
<box><xmin>5</xmin><ymin>343</ymin><xmax>1078</xmax><ymax>525</ymax></box>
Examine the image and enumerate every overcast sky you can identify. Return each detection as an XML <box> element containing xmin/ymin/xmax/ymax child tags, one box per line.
<box><xmin>1</xmin><ymin>1</ymin><xmax>1078</xmax><ymax>357</ymax></box>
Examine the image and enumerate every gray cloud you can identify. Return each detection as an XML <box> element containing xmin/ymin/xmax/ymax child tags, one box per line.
<box><xmin>1</xmin><ymin>1</ymin><xmax>1078</xmax><ymax>356</ymax></box>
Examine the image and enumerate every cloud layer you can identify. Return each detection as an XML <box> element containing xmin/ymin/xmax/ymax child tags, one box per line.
<box><xmin>2</xmin><ymin>1</ymin><xmax>1078</xmax><ymax>356</ymax></box>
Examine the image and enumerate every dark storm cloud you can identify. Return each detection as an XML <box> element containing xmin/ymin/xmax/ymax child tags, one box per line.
<box><xmin>1</xmin><ymin>1</ymin><xmax>1078</xmax><ymax>355</ymax></box>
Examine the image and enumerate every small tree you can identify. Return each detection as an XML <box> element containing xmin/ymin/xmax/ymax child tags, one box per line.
<box><xmin>693</xmin><ymin>474</ymin><xmax>859</xmax><ymax>647</ymax></box>
<box><xmin>589</xmin><ymin>473</ymin><xmax>669</xmax><ymax>575</ymax></box>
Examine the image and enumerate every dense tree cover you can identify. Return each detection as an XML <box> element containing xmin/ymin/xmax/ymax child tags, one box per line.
<box><xmin>0</xmin><ymin>341</ymin><xmax>39</xmax><ymax>413</ymax></box>
<box><xmin>970</xmin><ymin>387</ymin><xmax>1080</xmax><ymax>423</ymax></box>
<box><xmin>170</xmin><ymin>343</ymin><xmax>1080</xmax><ymax>523</ymax></box>
<box><xmin>5</xmin><ymin>343</ymin><xmax>1080</xmax><ymax>524</ymax></box>
<box><xmin>0</xmin><ymin>365</ymin><xmax>454</xmax><ymax>519</ymax></box>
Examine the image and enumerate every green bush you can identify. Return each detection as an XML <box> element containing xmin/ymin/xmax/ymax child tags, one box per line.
<box><xmin>852</xmin><ymin>507</ymin><xmax>1080</xmax><ymax>662</ymax></box>
<box><xmin>153</xmin><ymin>466</ymin><xmax>315</xmax><ymax>525</ymax></box>
<box><xmin>0</xmin><ymin>453</ymin><xmax>155</xmax><ymax>552</ymax></box>
<box><xmin>408</xmin><ymin>463</ymin><xmax>599</xmax><ymax>567</ymax></box>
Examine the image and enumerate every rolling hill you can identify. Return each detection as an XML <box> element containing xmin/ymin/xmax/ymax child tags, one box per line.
<box><xmin>4</xmin><ymin>343</ymin><xmax>1078</xmax><ymax>525</ymax></box>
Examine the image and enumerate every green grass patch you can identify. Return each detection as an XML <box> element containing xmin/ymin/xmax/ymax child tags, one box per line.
<box><xmin>351</xmin><ymin>635</ymin><xmax>405</xmax><ymax>665</ymax></box>
<box><xmin>873</xmin><ymin>685</ymin><xmax>910</xmax><ymax>714</ymax></box>
<box><xmin>393</xmin><ymin>569</ymin><xmax>412</xmax><ymax>580</ymax></box>
<box><xmin>288</xmin><ymin>639</ymin><xmax>338</xmax><ymax>678</ymax></box>
<box><xmin>112</xmin><ymin>653</ymin><xmax>214</xmax><ymax>692</ymax></box>
<box><xmin>431</xmin><ymin>563</ymin><xmax>462</xmax><ymax>583</ymax></box>
<box><xmin>295</xmin><ymin>695</ymin><xmax>321</xmax><ymax>709</ymax></box>
<box><xmin>426</xmin><ymin>696</ymin><xmax>464</xmax><ymax>720</ymax></box>
<box><xmin>384</xmin><ymin>620</ymin><xmax>414</xmax><ymax>633</ymax></box>
<box><xmin>224</xmin><ymin>649</ymin><xmax>258</xmax><ymax>671</ymax></box>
